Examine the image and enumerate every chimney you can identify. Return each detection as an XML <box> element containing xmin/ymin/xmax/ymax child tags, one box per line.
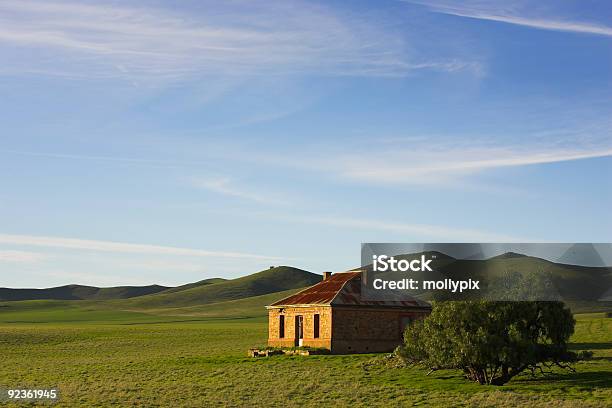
<box><xmin>323</xmin><ymin>271</ymin><xmax>333</xmax><ymax>281</ymax></box>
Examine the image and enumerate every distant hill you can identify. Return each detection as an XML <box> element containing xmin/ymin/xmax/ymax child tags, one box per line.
<box><xmin>558</xmin><ymin>243</ymin><xmax>608</xmax><ymax>267</ymax></box>
<box><xmin>0</xmin><ymin>266</ymin><xmax>319</xmax><ymax>307</ymax></box>
<box><xmin>119</xmin><ymin>266</ymin><xmax>321</xmax><ymax>309</ymax></box>
<box><xmin>0</xmin><ymin>284</ymin><xmax>169</xmax><ymax>301</ymax></box>
<box><xmin>1</xmin><ymin>259</ymin><xmax>610</xmax><ymax>319</ymax></box>
<box><xmin>132</xmin><ymin>287</ymin><xmax>306</xmax><ymax>319</ymax></box>
<box><xmin>359</xmin><ymin>250</ymin><xmax>611</xmax><ymax>307</ymax></box>
<box><xmin>423</xmin><ymin>244</ymin><xmax>484</xmax><ymax>260</ymax></box>
<box><xmin>489</xmin><ymin>252</ymin><xmax>528</xmax><ymax>260</ymax></box>
<box><xmin>159</xmin><ymin>278</ymin><xmax>227</xmax><ymax>294</ymax></box>
<box><xmin>378</xmin><ymin>252</ymin><xmax>612</xmax><ymax>303</ymax></box>
<box><xmin>484</xmin><ymin>256</ymin><xmax>612</xmax><ymax>301</ymax></box>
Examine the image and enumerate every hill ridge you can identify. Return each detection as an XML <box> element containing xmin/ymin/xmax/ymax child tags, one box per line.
<box><xmin>0</xmin><ymin>284</ymin><xmax>170</xmax><ymax>301</ymax></box>
<box><xmin>118</xmin><ymin>266</ymin><xmax>321</xmax><ymax>309</ymax></box>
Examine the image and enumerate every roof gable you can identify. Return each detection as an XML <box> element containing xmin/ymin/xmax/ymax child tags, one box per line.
<box><xmin>268</xmin><ymin>271</ymin><xmax>430</xmax><ymax>308</ymax></box>
<box><xmin>269</xmin><ymin>272</ymin><xmax>358</xmax><ymax>306</ymax></box>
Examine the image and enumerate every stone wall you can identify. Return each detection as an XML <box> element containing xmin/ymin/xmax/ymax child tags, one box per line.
<box><xmin>267</xmin><ymin>305</ymin><xmax>430</xmax><ymax>353</ymax></box>
<box><xmin>331</xmin><ymin>307</ymin><xmax>429</xmax><ymax>353</ymax></box>
<box><xmin>267</xmin><ymin>305</ymin><xmax>332</xmax><ymax>349</ymax></box>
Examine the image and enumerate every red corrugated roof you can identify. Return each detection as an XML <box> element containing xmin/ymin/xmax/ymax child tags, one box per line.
<box><xmin>269</xmin><ymin>272</ymin><xmax>359</xmax><ymax>306</ymax></box>
<box><xmin>268</xmin><ymin>271</ymin><xmax>430</xmax><ymax>308</ymax></box>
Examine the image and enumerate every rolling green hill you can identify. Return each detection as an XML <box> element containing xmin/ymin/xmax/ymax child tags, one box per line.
<box><xmin>1</xmin><ymin>256</ymin><xmax>610</xmax><ymax>322</ymax></box>
<box><xmin>159</xmin><ymin>278</ymin><xmax>227</xmax><ymax>294</ymax></box>
<box><xmin>489</xmin><ymin>251</ymin><xmax>528</xmax><ymax>260</ymax></box>
<box><xmin>0</xmin><ymin>266</ymin><xmax>320</xmax><ymax>317</ymax></box>
<box><xmin>0</xmin><ymin>276</ymin><xmax>320</xmax><ymax>323</ymax></box>
<box><xmin>363</xmin><ymin>251</ymin><xmax>612</xmax><ymax>310</ymax></box>
<box><xmin>127</xmin><ymin>287</ymin><xmax>305</xmax><ymax>319</ymax></box>
<box><xmin>5</xmin><ymin>253</ymin><xmax>607</xmax><ymax>318</ymax></box>
<box><xmin>443</xmin><ymin>254</ymin><xmax>612</xmax><ymax>301</ymax></box>
<box><xmin>0</xmin><ymin>284</ymin><xmax>170</xmax><ymax>301</ymax></box>
<box><xmin>117</xmin><ymin>266</ymin><xmax>321</xmax><ymax>309</ymax></box>
<box><xmin>0</xmin><ymin>286</ymin><xmax>309</xmax><ymax>324</ymax></box>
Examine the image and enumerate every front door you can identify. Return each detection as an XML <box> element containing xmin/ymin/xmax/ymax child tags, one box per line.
<box><xmin>295</xmin><ymin>315</ymin><xmax>303</xmax><ymax>346</ymax></box>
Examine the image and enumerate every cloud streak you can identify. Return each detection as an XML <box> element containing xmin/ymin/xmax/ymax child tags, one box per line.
<box><xmin>232</xmin><ymin>131</ymin><xmax>612</xmax><ymax>186</ymax></box>
<box><xmin>0</xmin><ymin>250</ymin><xmax>47</xmax><ymax>263</ymax></box>
<box><xmin>272</xmin><ymin>213</ymin><xmax>525</xmax><ymax>241</ymax></box>
<box><xmin>191</xmin><ymin>177</ymin><xmax>289</xmax><ymax>205</ymax></box>
<box><xmin>333</xmin><ymin>144</ymin><xmax>612</xmax><ymax>185</ymax></box>
<box><xmin>408</xmin><ymin>1</ymin><xmax>612</xmax><ymax>37</ymax></box>
<box><xmin>0</xmin><ymin>233</ymin><xmax>283</xmax><ymax>260</ymax></box>
<box><xmin>0</xmin><ymin>0</ymin><xmax>477</xmax><ymax>81</ymax></box>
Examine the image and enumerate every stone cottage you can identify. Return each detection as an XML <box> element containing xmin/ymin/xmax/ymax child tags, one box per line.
<box><xmin>266</xmin><ymin>271</ymin><xmax>431</xmax><ymax>354</ymax></box>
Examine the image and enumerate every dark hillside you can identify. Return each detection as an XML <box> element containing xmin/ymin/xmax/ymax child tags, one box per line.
<box><xmin>0</xmin><ymin>284</ymin><xmax>169</xmax><ymax>301</ymax></box>
<box><xmin>120</xmin><ymin>266</ymin><xmax>321</xmax><ymax>308</ymax></box>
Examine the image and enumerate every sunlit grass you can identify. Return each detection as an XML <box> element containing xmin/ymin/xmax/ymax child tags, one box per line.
<box><xmin>0</xmin><ymin>310</ymin><xmax>610</xmax><ymax>407</ymax></box>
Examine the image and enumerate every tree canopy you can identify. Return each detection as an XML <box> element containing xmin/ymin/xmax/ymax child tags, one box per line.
<box><xmin>399</xmin><ymin>301</ymin><xmax>588</xmax><ymax>385</ymax></box>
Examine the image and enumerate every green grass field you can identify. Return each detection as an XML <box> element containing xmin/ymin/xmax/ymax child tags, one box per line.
<box><xmin>1</xmin><ymin>304</ymin><xmax>611</xmax><ymax>407</ymax></box>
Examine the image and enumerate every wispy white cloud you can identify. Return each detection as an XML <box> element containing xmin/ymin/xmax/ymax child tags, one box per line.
<box><xmin>254</xmin><ymin>212</ymin><xmax>526</xmax><ymax>241</ymax></box>
<box><xmin>332</xmin><ymin>144</ymin><xmax>612</xmax><ymax>185</ymax></box>
<box><xmin>190</xmin><ymin>177</ymin><xmax>288</xmax><ymax>205</ymax></box>
<box><xmin>407</xmin><ymin>1</ymin><xmax>612</xmax><ymax>37</ymax></box>
<box><xmin>0</xmin><ymin>0</ymin><xmax>478</xmax><ymax>81</ymax></box>
<box><xmin>6</xmin><ymin>132</ymin><xmax>610</xmax><ymax>189</ymax></box>
<box><xmin>0</xmin><ymin>233</ymin><xmax>283</xmax><ymax>260</ymax></box>
<box><xmin>227</xmin><ymin>131</ymin><xmax>612</xmax><ymax>186</ymax></box>
<box><xmin>0</xmin><ymin>250</ymin><xmax>47</xmax><ymax>263</ymax></box>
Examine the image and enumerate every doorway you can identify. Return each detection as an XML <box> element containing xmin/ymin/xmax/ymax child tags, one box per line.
<box><xmin>295</xmin><ymin>315</ymin><xmax>303</xmax><ymax>346</ymax></box>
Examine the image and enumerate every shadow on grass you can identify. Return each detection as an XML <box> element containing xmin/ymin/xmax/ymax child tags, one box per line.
<box><xmin>520</xmin><ymin>370</ymin><xmax>612</xmax><ymax>389</ymax></box>
<box><xmin>570</xmin><ymin>342</ymin><xmax>612</xmax><ymax>350</ymax></box>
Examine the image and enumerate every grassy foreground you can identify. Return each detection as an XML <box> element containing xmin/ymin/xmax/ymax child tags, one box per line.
<box><xmin>0</xmin><ymin>309</ymin><xmax>610</xmax><ymax>407</ymax></box>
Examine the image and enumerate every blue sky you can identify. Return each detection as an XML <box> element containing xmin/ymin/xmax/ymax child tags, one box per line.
<box><xmin>0</xmin><ymin>0</ymin><xmax>611</xmax><ymax>288</ymax></box>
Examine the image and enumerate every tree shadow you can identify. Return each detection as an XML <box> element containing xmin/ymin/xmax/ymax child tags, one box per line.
<box><xmin>570</xmin><ymin>342</ymin><xmax>612</xmax><ymax>350</ymax></box>
<box><xmin>521</xmin><ymin>370</ymin><xmax>612</xmax><ymax>388</ymax></box>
